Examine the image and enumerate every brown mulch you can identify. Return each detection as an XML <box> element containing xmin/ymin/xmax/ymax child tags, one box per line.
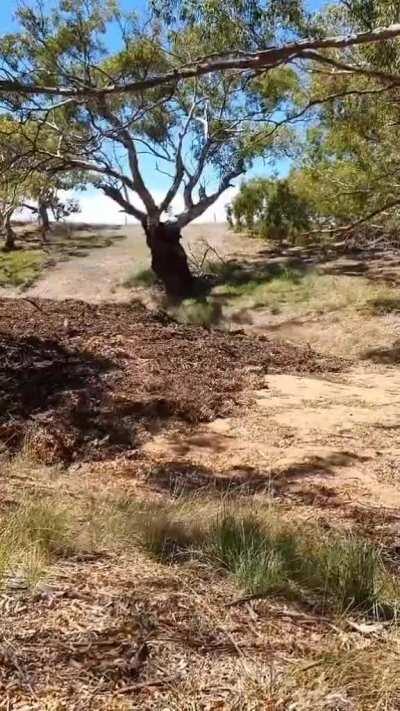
<box><xmin>0</xmin><ymin>550</ymin><xmax>320</xmax><ymax>710</ymax></box>
<box><xmin>0</xmin><ymin>298</ymin><xmax>344</xmax><ymax>463</ymax></box>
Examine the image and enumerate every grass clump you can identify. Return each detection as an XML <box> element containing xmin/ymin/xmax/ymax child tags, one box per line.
<box><xmin>173</xmin><ymin>298</ymin><xmax>222</xmax><ymax>327</ymax></box>
<box><xmin>123</xmin><ymin>268</ymin><xmax>157</xmax><ymax>288</ymax></box>
<box><xmin>136</xmin><ymin>504</ymin><xmax>206</xmax><ymax>562</ymax></box>
<box><xmin>0</xmin><ymin>488</ymin><xmax>143</xmax><ymax>587</ymax></box>
<box><xmin>208</xmin><ymin>513</ymin><xmax>289</xmax><ymax>595</ymax></box>
<box><xmin>5</xmin><ymin>500</ymin><xmax>75</xmax><ymax>556</ymax></box>
<box><xmin>211</xmin><ymin>512</ymin><xmax>396</xmax><ymax>616</ymax></box>
<box><xmin>298</xmin><ymin>535</ymin><xmax>385</xmax><ymax>615</ymax></box>
<box><xmin>0</xmin><ymin>249</ymin><xmax>45</xmax><ymax>288</ymax></box>
<box><xmin>137</xmin><ymin>505</ymin><xmax>399</xmax><ymax>617</ymax></box>
<box><xmin>0</xmin><ymin>498</ymin><xmax>78</xmax><ymax>587</ymax></box>
<box><xmin>286</xmin><ymin>640</ymin><xmax>400</xmax><ymax>711</ymax></box>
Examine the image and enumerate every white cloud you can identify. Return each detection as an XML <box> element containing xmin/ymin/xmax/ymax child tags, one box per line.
<box><xmin>61</xmin><ymin>185</ymin><xmax>238</xmax><ymax>225</ymax></box>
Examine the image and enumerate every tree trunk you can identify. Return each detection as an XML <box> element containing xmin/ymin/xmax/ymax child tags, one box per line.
<box><xmin>38</xmin><ymin>200</ymin><xmax>50</xmax><ymax>241</ymax></box>
<box><xmin>144</xmin><ymin>222</ymin><xmax>194</xmax><ymax>299</ymax></box>
<box><xmin>3</xmin><ymin>214</ymin><xmax>16</xmax><ymax>251</ymax></box>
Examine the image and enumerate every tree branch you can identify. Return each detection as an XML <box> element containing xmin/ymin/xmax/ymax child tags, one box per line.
<box><xmin>303</xmin><ymin>200</ymin><xmax>400</xmax><ymax>237</ymax></box>
<box><xmin>177</xmin><ymin>165</ymin><xmax>243</xmax><ymax>229</ymax></box>
<box><xmin>1</xmin><ymin>23</ymin><xmax>400</xmax><ymax>98</ymax></box>
<box><xmin>96</xmin><ymin>101</ymin><xmax>158</xmax><ymax>218</ymax></box>
<box><xmin>159</xmin><ymin>98</ymin><xmax>198</xmax><ymax>214</ymax></box>
<box><xmin>100</xmin><ymin>184</ymin><xmax>145</xmax><ymax>223</ymax></box>
<box><xmin>302</xmin><ymin>50</ymin><xmax>400</xmax><ymax>85</ymax></box>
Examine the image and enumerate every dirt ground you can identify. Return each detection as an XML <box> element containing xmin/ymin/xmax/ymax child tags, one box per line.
<box><xmin>0</xmin><ymin>297</ymin><xmax>341</xmax><ymax>464</ymax></box>
<box><xmin>12</xmin><ymin>223</ymin><xmax>244</xmax><ymax>302</ymax></box>
<box><xmin>13</xmin><ymin>221</ymin><xmax>400</xmax><ymax>511</ymax></box>
<box><xmin>2</xmin><ymin>223</ymin><xmax>400</xmax><ymax>709</ymax></box>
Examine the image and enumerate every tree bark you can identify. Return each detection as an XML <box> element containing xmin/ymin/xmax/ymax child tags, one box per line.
<box><xmin>144</xmin><ymin>222</ymin><xmax>194</xmax><ymax>299</ymax></box>
<box><xmin>38</xmin><ymin>199</ymin><xmax>50</xmax><ymax>241</ymax></box>
<box><xmin>3</xmin><ymin>214</ymin><xmax>16</xmax><ymax>251</ymax></box>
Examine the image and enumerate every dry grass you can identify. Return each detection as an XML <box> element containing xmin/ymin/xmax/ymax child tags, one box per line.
<box><xmin>2</xmin><ymin>467</ymin><xmax>395</xmax><ymax>619</ymax></box>
<box><xmin>3</xmin><ymin>229</ymin><xmax>400</xmax><ymax>707</ymax></box>
<box><xmin>0</xmin><ymin>454</ymin><xmax>400</xmax><ymax>709</ymax></box>
<box><xmin>208</xmin><ymin>260</ymin><xmax>399</xmax><ymax>316</ymax></box>
<box><xmin>284</xmin><ymin>636</ymin><xmax>400</xmax><ymax>710</ymax></box>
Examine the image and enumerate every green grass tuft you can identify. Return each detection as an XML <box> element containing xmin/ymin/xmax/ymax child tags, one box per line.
<box><xmin>123</xmin><ymin>268</ymin><xmax>157</xmax><ymax>288</ymax></box>
<box><xmin>209</xmin><ymin>512</ymin><xmax>289</xmax><ymax>594</ymax></box>
<box><xmin>0</xmin><ymin>249</ymin><xmax>45</xmax><ymax>288</ymax></box>
<box><xmin>173</xmin><ymin>298</ymin><xmax>223</xmax><ymax>327</ymax></box>
<box><xmin>136</xmin><ymin>505</ymin><xmax>400</xmax><ymax>617</ymax></box>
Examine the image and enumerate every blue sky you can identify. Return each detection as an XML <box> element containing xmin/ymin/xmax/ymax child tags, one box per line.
<box><xmin>1</xmin><ymin>0</ymin><xmax>328</xmax><ymax>223</ymax></box>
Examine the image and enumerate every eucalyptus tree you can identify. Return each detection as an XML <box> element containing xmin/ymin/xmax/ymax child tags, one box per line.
<box><xmin>286</xmin><ymin>1</ymin><xmax>400</xmax><ymax>239</ymax></box>
<box><xmin>0</xmin><ymin>0</ymin><xmax>307</xmax><ymax>295</ymax></box>
<box><xmin>26</xmin><ymin>173</ymin><xmax>81</xmax><ymax>238</ymax></box>
<box><xmin>1</xmin><ymin>0</ymin><xmax>400</xmax><ymax>293</ymax></box>
<box><xmin>0</xmin><ymin>117</ymin><xmax>28</xmax><ymax>249</ymax></box>
<box><xmin>229</xmin><ymin>177</ymin><xmax>312</xmax><ymax>239</ymax></box>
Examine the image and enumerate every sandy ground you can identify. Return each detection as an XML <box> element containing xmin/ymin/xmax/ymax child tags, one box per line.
<box><xmin>24</xmin><ymin>223</ymin><xmax>250</xmax><ymax>302</ymax></box>
<box><xmin>144</xmin><ymin>364</ymin><xmax>400</xmax><ymax>511</ymax></box>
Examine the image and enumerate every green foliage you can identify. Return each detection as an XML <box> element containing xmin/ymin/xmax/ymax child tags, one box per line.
<box><xmin>173</xmin><ymin>298</ymin><xmax>222</xmax><ymax>327</ymax></box>
<box><xmin>137</xmin><ymin>504</ymin><xmax>400</xmax><ymax>616</ymax></box>
<box><xmin>2</xmin><ymin>0</ymin><xmax>399</xmax><ymax>245</ymax></box>
<box><xmin>0</xmin><ymin>115</ymin><xmax>82</xmax><ymax>239</ymax></box>
<box><xmin>284</xmin><ymin>1</ymin><xmax>400</xmax><ymax>237</ymax></box>
<box><xmin>123</xmin><ymin>268</ymin><xmax>157</xmax><ymax>288</ymax></box>
<box><xmin>230</xmin><ymin>178</ymin><xmax>312</xmax><ymax>241</ymax></box>
<box><xmin>0</xmin><ymin>0</ymin><xmax>310</xmax><ymax>234</ymax></box>
<box><xmin>151</xmin><ymin>0</ymin><xmax>310</xmax><ymax>51</ymax></box>
<box><xmin>0</xmin><ymin>249</ymin><xmax>45</xmax><ymax>288</ymax></box>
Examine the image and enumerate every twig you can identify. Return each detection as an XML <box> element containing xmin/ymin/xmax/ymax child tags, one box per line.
<box><xmin>226</xmin><ymin>593</ymin><xmax>271</xmax><ymax>608</ymax></box>
<box><xmin>118</xmin><ymin>676</ymin><xmax>176</xmax><ymax>693</ymax></box>
<box><xmin>22</xmin><ymin>298</ymin><xmax>46</xmax><ymax>313</ymax></box>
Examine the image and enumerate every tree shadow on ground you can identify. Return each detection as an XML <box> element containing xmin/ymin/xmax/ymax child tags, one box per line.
<box><xmin>254</xmin><ymin>240</ymin><xmax>400</xmax><ymax>284</ymax></box>
<box><xmin>0</xmin><ymin>332</ymin><xmax>184</xmax><ymax>463</ymax></box>
<box><xmin>361</xmin><ymin>342</ymin><xmax>400</xmax><ymax>365</ymax></box>
<box><xmin>366</xmin><ymin>297</ymin><xmax>400</xmax><ymax>315</ymax></box>
<box><xmin>0</xmin><ymin>332</ymin><xmax>130</xmax><ymax>461</ymax></box>
<box><xmin>144</xmin><ymin>450</ymin><xmax>367</xmax><ymax>500</ymax></box>
<box><xmin>13</xmin><ymin>223</ymin><xmax>126</xmax><ymax>259</ymax></box>
<box><xmin>145</xmin><ymin>461</ymin><xmax>271</xmax><ymax>496</ymax></box>
<box><xmin>203</xmin><ymin>258</ymin><xmax>309</xmax><ymax>299</ymax></box>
